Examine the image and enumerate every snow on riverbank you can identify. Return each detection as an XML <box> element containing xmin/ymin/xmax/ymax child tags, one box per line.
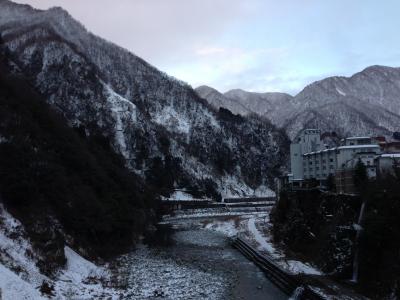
<box><xmin>246</xmin><ymin>213</ymin><xmax>322</xmax><ymax>275</ymax></box>
<box><xmin>0</xmin><ymin>204</ymin><xmax>47</xmax><ymax>299</ymax></box>
<box><xmin>54</xmin><ymin>247</ymin><xmax>115</xmax><ymax>299</ymax></box>
<box><xmin>247</xmin><ymin>217</ymin><xmax>280</xmax><ymax>256</ymax></box>
<box><xmin>204</xmin><ymin>219</ymin><xmax>239</xmax><ymax>237</ymax></box>
<box><xmin>0</xmin><ymin>204</ymin><xmax>119</xmax><ymax>299</ymax></box>
<box><xmin>185</xmin><ymin>209</ymin><xmax>323</xmax><ymax>276</ymax></box>
<box><xmin>164</xmin><ymin>190</ymin><xmax>195</xmax><ymax>200</ymax></box>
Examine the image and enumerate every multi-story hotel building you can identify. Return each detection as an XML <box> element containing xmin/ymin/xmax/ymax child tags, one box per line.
<box><xmin>289</xmin><ymin>129</ymin><xmax>381</xmax><ymax>187</ymax></box>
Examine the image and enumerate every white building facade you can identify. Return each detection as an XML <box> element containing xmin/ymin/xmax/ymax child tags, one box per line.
<box><xmin>290</xmin><ymin>130</ymin><xmax>381</xmax><ymax>184</ymax></box>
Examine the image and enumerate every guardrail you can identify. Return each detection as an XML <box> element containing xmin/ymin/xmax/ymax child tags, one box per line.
<box><xmin>232</xmin><ymin>237</ymin><xmax>325</xmax><ymax>300</ymax></box>
<box><xmin>223</xmin><ymin>197</ymin><xmax>276</xmax><ymax>203</ymax></box>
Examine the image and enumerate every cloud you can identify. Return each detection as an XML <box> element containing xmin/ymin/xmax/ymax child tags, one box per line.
<box><xmin>195</xmin><ymin>47</ymin><xmax>226</xmax><ymax>56</ymax></box>
<box><xmin>11</xmin><ymin>0</ymin><xmax>400</xmax><ymax>94</ymax></box>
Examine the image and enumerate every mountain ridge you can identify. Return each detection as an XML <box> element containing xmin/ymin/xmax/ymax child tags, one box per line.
<box><xmin>0</xmin><ymin>0</ymin><xmax>289</xmax><ymax>199</ymax></box>
<box><xmin>196</xmin><ymin>65</ymin><xmax>400</xmax><ymax>139</ymax></box>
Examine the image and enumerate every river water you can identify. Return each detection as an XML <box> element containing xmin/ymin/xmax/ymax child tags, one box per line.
<box><xmin>119</xmin><ymin>217</ymin><xmax>288</xmax><ymax>299</ymax></box>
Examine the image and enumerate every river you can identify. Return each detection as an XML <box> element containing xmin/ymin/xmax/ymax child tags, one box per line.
<box><xmin>117</xmin><ymin>216</ymin><xmax>288</xmax><ymax>299</ymax></box>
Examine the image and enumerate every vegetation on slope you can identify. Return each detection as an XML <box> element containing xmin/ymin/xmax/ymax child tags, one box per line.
<box><xmin>0</xmin><ymin>53</ymin><xmax>157</xmax><ymax>274</ymax></box>
<box><xmin>272</xmin><ymin>164</ymin><xmax>400</xmax><ymax>298</ymax></box>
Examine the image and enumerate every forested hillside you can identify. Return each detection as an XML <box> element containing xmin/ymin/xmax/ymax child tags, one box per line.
<box><xmin>0</xmin><ymin>51</ymin><xmax>157</xmax><ymax>273</ymax></box>
<box><xmin>0</xmin><ymin>0</ymin><xmax>289</xmax><ymax>200</ymax></box>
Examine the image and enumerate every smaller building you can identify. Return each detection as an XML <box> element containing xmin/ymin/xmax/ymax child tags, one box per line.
<box><xmin>375</xmin><ymin>153</ymin><xmax>400</xmax><ymax>177</ymax></box>
<box><xmin>342</xmin><ymin>136</ymin><xmax>372</xmax><ymax>146</ymax></box>
<box><xmin>380</xmin><ymin>141</ymin><xmax>400</xmax><ymax>153</ymax></box>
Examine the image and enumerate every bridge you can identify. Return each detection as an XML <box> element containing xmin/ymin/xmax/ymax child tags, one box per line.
<box><xmin>161</xmin><ymin>197</ymin><xmax>276</xmax><ymax>211</ymax></box>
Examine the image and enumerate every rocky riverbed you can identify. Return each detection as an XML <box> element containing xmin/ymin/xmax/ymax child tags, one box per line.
<box><xmin>114</xmin><ymin>218</ymin><xmax>288</xmax><ymax>299</ymax></box>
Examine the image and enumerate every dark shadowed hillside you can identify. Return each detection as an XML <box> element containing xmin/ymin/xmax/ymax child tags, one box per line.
<box><xmin>0</xmin><ymin>51</ymin><xmax>157</xmax><ymax>273</ymax></box>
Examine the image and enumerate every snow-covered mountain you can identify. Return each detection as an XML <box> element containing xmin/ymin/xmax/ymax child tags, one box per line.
<box><xmin>197</xmin><ymin>67</ymin><xmax>400</xmax><ymax>140</ymax></box>
<box><xmin>195</xmin><ymin>85</ymin><xmax>251</xmax><ymax>116</ymax></box>
<box><xmin>0</xmin><ymin>0</ymin><xmax>289</xmax><ymax>198</ymax></box>
<box><xmin>284</xmin><ymin>66</ymin><xmax>400</xmax><ymax>138</ymax></box>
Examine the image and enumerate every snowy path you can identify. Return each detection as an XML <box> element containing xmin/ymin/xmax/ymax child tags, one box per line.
<box><xmin>247</xmin><ymin>217</ymin><xmax>279</xmax><ymax>255</ymax></box>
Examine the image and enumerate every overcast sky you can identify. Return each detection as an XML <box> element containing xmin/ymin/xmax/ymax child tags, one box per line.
<box><xmin>13</xmin><ymin>0</ymin><xmax>400</xmax><ymax>95</ymax></box>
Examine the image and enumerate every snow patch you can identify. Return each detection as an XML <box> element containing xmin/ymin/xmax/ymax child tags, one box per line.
<box><xmin>54</xmin><ymin>247</ymin><xmax>113</xmax><ymax>299</ymax></box>
<box><xmin>336</xmin><ymin>87</ymin><xmax>346</xmax><ymax>96</ymax></box>
<box><xmin>246</xmin><ymin>213</ymin><xmax>322</xmax><ymax>275</ymax></box>
<box><xmin>248</xmin><ymin>217</ymin><xmax>278</xmax><ymax>255</ymax></box>
<box><xmin>286</xmin><ymin>260</ymin><xmax>322</xmax><ymax>275</ymax></box>
<box><xmin>204</xmin><ymin>219</ymin><xmax>239</xmax><ymax>237</ymax></box>
<box><xmin>0</xmin><ymin>204</ymin><xmax>118</xmax><ymax>299</ymax></box>
<box><xmin>62</xmin><ymin>247</ymin><xmax>107</xmax><ymax>282</ymax></box>
<box><xmin>0</xmin><ymin>205</ymin><xmax>47</xmax><ymax>299</ymax></box>
<box><xmin>104</xmin><ymin>83</ymin><xmax>137</xmax><ymax>159</ymax></box>
<box><xmin>220</xmin><ymin>175</ymin><xmax>275</xmax><ymax>198</ymax></box>
<box><xmin>0</xmin><ymin>264</ymin><xmax>46</xmax><ymax>300</ymax></box>
<box><xmin>153</xmin><ymin>105</ymin><xmax>191</xmax><ymax>135</ymax></box>
<box><xmin>165</xmin><ymin>190</ymin><xmax>195</xmax><ymax>201</ymax></box>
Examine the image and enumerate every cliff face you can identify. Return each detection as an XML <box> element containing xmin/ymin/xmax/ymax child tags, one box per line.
<box><xmin>0</xmin><ymin>0</ymin><xmax>289</xmax><ymax>198</ymax></box>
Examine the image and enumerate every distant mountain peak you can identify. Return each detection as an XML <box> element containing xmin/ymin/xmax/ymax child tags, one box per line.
<box><xmin>199</xmin><ymin>65</ymin><xmax>400</xmax><ymax>140</ymax></box>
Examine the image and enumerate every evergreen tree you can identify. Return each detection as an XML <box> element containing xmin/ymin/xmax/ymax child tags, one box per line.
<box><xmin>326</xmin><ymin>173</ymin><xmax>336</xmax><ymax>191</ymax></box>
<box><xmin>353</xmin><ymin>159</ymin><xmax>367</xmax><ymax>191</ymax></box>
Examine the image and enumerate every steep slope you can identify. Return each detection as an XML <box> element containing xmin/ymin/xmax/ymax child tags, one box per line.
<box><xmin>195</xmin><ymin>85</ymin><xmax>251</xmax><ymax>115</ymax></box>
<box><xmin>292</xmin><ymin>66</ymin><xmax>400</xmax><ymax>115</ymax></box>
<box><xmin>0</xmin><ymin>0</ymin><xmax>289</xmax><ymax>198</ymax></box>
<box><xmin>282</xmin><ymin>66</ymin><xmax>400</xmax><ymax>138</ymax></box>
<box><xmin>0</xmin><ymin>51</ymin><xmax>157</xmax><ymax>272</ymax></box>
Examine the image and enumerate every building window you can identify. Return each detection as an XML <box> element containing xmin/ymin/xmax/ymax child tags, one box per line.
<box><xmin>330</xmin><ymin>158</ymin><xmax>334</xmax><ymax>162</ymax></box>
